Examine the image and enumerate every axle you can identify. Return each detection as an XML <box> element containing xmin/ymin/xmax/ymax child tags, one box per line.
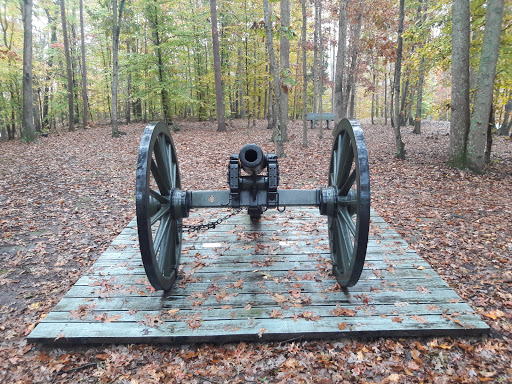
<box><xmin>168</xmin><ymin>144</ymin><xmax>355</xmax><ymax>219</ymax></box>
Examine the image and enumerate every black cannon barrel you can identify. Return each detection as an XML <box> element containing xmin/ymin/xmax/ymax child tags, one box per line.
<box><xmin>239</xmin><ymin>144</ymin><xmax>267</xmax><ymax>176</ymax></box>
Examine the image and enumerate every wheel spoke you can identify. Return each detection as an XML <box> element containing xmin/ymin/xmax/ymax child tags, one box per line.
<box><xmin>165</xmin><ymin>145</ymin><xmax>175</xmax><ymax>188</ymax></box>
<box><xmin>171</xmin><ymin>163</ymin><xmax>177</xmax><ymax>188</ymax></box>
<box><xmin>333</xmin><ymin>137</ymin><xmax>342</xmax><ymax>182</ymax></box>
<box><xmin>336</xmin><ymin>213</ymin><xmax>353</xmax><ymax>272</ymax></box>
<box><xmin>151</xmin><ymin>158</ymin><xmax>170</xmax><ymax>194</ymax></box>
<box><xmin>154</xmin><ymin>136</ymin><xmax>172</xmax><ymax>189</ymax></box>
<box><xmin>153</xmin><ymin>215</ymin><xmax>170</xmax><ymax>254</ymax></box>
<box><xmin>150</xmin><ymin>204</ymin><xmax>170</xmax><ymax>226</ymax></box>
<box><xmin>340</xmin><ymin>169</ymin><xmax>357</xmax><ymax>196</ymax></box>
<box><xmin>149</xmin><ymin>188</ymin><xmax>168</xmax><ymax>204</ymax></box>
<box><xmin>336</xmin><ymin>135</ymin><xmax>353</xmax><ymax>189</ymax></box>
<box><xmin>338</xmin><ymin>207</ymin><xmax>356</xmax><ymax>237</ymax></box>
<box><xmin>333</xmin><ymin>219</ymin><xmax>347</xmax><ymax>273</ymax></box>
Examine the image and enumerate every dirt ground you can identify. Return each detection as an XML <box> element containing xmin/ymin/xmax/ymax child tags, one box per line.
<box><xmin>0</xmin><ymin>118</ymin><xmax>511</xmax><ymax>383</ymax></box>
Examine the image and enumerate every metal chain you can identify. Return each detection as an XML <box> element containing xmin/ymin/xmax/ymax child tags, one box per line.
<box><xmin>180</xmin><ymin>208</ymin><xmax>245</xmax><ymax>233</ymax></box>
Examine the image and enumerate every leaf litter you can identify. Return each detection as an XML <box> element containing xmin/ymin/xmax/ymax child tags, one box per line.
<box><xmin>0</xmin><ymin>119</ymin><xmax>511</xmax><ymax>382</ymax></box>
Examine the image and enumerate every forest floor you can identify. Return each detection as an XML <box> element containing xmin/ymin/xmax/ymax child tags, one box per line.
<box><xmin>0</xmin><ymin>118</ymin><xmax>511</xmax><ymax>383</ymax></box>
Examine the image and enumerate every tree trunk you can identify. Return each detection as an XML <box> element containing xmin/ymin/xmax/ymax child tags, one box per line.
<box><xmin>317</xmin><ymin>0</ymin><xmax>323</xmax><ymax>139</ymax></box>
<box><xmin>400</xmin><ymin>78</ymin><xmax>409</xmax><ymax>126</ymax></box>
<box><xmin>148</xmin><ymin>0</ymin><xmax>172</xmax><ymax>126</ymax></box>
<box><xmin>60</xmin><ymin>0</ymin><xmax>74</xmax><ymax>132</ymax></box>
<box><xmin>499</xmin><ymin>95</ymin><xmax>511</xmax><ymax>136</ymax></box>
<box><xmin>125</xmin><ymin>42</ymin><xmax>131</xmax><ymax>124</ymax></box>
<box><xmin>33</xmin><ymin>95</ymin><xmax>41</xmax><ymax>132</ymax></box>
<box><xmin>210</xmin><ymin>0</ymin><xmax>226</xmax><ymax>132</ymax></box>
<box><xmin>346</xmin><ymin>10</ymin><xmax>363</xmax><ymax>120</ymax></box>
<box><xmin>70</xmin><ymin>22</ymin><xmax>80</xmax><ymax>125</ymax></box>
<box><xmin>263</xmin><ymin>0</ymin><xmax>284</xmax><ymax>158</ymax></box>
<box><xmin>467</xmin><ymin>0</ymin><xmax>504</xmax><ymax>172</ymax></box>
<box><xmin>384</xmin><ymin>71</ymin><xmax>388</xmax><ymax>125</ymax></box>
<box><xmin>449</xmin><ymin>0</ymin><xmax>471</xmax><ymax>166</ymax></box>
<box><xmin>280</xmin><ymin>0</ymin><xmax>290</xmax><ymax>141</ymax></box>
<box><xmin>22</xmin><ymin>0</ymin><xmax>35</xmax><ymax>141</ymax></box>
<box><xmin>349</xmin><ymin>83</ymin><xmax>356</xmax><ymax>118</ymax></box>
<box><xmin>371</xmin><ymin>73</ymin><xmax>375</xmax><ymax>125</ymax></box>
<box><xmin>111</xmin><ymin>0</ymin><xmax>126</xmax><ymax>136</ymax></box>
<box><xmin>406</xmin><ymin>85</ymin><xmax>415</xmax><ymax>125</ymax></box>
<box><xmin>312</xmin><ymin>0</ymin><xmax>319</xmax><ymax>123</ymax></box>
<box><xmin>484</xmin><ymin>104</ymin><xmax>494</xmax><ymax>164</ymax></box>
<box><xmin>42</xmin><ymin>9</ymin><xmax>56</xmax><ymax>131</ymax></box>
<box><xmin>292</xmin><ymin>40</ymin><xmax>300</xmax><ymax>121</ymax></box>
<box><xmin>236</xmin><ymin>47</ymin><xmax>244</xmax><ymax>119</ymax></box>
<box><xmin>334</xmin><ymin>0</ymin><xmax>348</xmax><ymax>126</ymax></box>
<box><xmin>413</xmin><ymin>58</ymin><xmax>426</xmax><ymax>134</ymax></box>
<box><xmin>79</xmin><ymin>0</ymin><xmax>87</xmax><ymax>128</ymax></box>
<box><xmin>392</xmin><ymin>0</ymin><xmax>405</xmax><ymax>159</ymax></box>
<box><xmin>301</xmin><ymin>0</ymin><xmax>308</xmax><ymax>147</ymax></box>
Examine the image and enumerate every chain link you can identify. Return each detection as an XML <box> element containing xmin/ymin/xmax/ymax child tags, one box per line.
<box><xmin>180</xmin><ymin>208</ymin><xmax>245</xmax><ymax>233</ymax></box>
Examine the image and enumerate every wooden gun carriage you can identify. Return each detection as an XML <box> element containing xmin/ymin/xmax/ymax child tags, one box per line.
<box><xmin>136</xmin><ymin>119</ymin><xmax>370</xmax><ymax>292</ymax></box>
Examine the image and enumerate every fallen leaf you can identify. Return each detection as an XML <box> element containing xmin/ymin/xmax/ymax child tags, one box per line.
<box><xmin>337</xmin><ymin>322</ymin><xmax>348</xmax><ymax>330</ymax></box>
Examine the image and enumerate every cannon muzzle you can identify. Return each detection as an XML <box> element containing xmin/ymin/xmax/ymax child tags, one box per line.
<box><xmin>239</xmin><ymin>144</ymin><xmax>267</xmax><ymax>176</ymax></box>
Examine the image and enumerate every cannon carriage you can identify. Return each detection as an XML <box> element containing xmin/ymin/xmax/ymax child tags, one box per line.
<box><xmin>136</xmin><ymin>119</ymin><xmax>370</xmax><ymax>292</ymax></box>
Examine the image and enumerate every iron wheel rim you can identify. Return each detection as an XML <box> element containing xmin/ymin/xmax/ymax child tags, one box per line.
<box><xmin>136</xmin><ymin>122</ymin><xmax>182</xmax><ymax>290</ymax></box>
<box><xmin>327</xmin><ymin>119</ymin><xmax>370</xmax><ymax>287</ymax></box>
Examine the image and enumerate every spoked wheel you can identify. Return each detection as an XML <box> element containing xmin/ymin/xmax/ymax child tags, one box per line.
<box><xmin>136</xmin><ymin>122</ymin><xmax>183</xmax><ymax>290</ymax></box>
<box><xmin>327</xmin><ymin>119</ymin><xmax>370</xmax><ymax>287</ymax></box>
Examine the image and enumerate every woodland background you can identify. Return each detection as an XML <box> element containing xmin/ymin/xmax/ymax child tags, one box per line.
<box><xmin>2</xmin><ymin>0</ymin><xmax>511</xmax><ymax>172</ymax></box>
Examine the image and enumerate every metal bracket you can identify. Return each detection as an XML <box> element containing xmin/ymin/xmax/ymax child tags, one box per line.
<box><xmin>228</xmin><ymin>154</ymin><xmax>240</xmax><ymax>208</ymax></box>
<box><xmin>266</xmin><ymin>154</ymin><xmax>279</xmax><ymax>209</ymax></box>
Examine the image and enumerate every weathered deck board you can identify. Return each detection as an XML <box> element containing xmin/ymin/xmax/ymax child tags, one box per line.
<box><xmin>28</xmin><ymin>208</ymin><xmax>489</xmax><ymax>344</ymax></box>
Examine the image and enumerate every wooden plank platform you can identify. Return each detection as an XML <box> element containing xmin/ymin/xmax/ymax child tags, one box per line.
<box><xmin>28</xmin><ymin>208</ymin><xmax>489</xmax><ymax>344</ymax></box>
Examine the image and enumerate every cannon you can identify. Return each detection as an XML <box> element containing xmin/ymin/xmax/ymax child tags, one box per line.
<box><xmin>136</xmin><ymin>119</ymin><xmax>370</xmax><ymax>291</ymax></box>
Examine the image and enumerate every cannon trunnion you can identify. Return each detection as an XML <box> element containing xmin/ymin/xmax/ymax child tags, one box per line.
<box><xmin>136</xmin><ymin>119</ymin><xmax>370</xmax><ymax>291</ymax></box>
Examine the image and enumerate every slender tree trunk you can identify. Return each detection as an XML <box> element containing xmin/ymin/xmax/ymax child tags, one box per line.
<box><xmin>371</xmin><ymin>74</ymin><xmax>375</xmax><ymax>125</ymax></box>
<box><xmin>111</xmin><ymin>0</ymin><xmax>126</xmax><ymax>135</ymax></box>
<box><xmin>346</xmin><ymin>10</ymin><xmax>363</xmax><ymax>120</ymax></box>
<box><xmin>312</xmin><ymin>0</ymin><xmax>319</xmax><ymax>123</ymax></box>
<box><xmin>210</xmin><ymin>0</ymin><xmax>226</xmax><ymax>132</ymax></box>
<box><xmin>79</xmin><ymin>0</ymin><xmax>87</xmax><ymax>128</ymax></box>
<box><xmin>22</xmin><ymin>0</ymin><xmax>35</xmax><ymax>141</ymax></box>
<box><xmin>236</xmin><ymin>47</ymin><xmax>244</xmax><ymax>118</ymax></box>
<box><xmin>484</xmin><ymin>104</ymin><xmax>494</xmax><ymax>164</ymax></box>
<box><xmin>400</xmin><ymin>78</ymin><xmax>409</xmax><ymax>125</ymax></box>
<box><xmin>42</xmin><ymin>10</ymin><xmax>56</xmax><ymax>131</ymax></box>
<box><xmin>406</xmin><ymin>86</ymin><xmax>415</xmax><ymax>125</ymax></box>
<box><xmin>147</xmin><ymin>0</ymin><xmax>172</xmax><ymax>126</ymax></box>
<box><xmin>280</xmin><ymin>0</ymin><xmax>290</xmax><ymax>140</ymax></box>
<box><xmin>33</xmin><ymin>93</ymin><xmax>41</xmax><ymax>132</ymax></box>
<box><xmin>392</xmin><ymin>0</ymin><xmax>405</xmax><ymax>159</ymax></box>
<box><xmin>384</xmin><ymin>71</ymin><xmax>388</xmax><ymax>125</ymax></box>
<box><xmin>292</xmin><ymin>40</ymin><xmax>300</xmax><ymax>120</ymax></box>
<box><xmin>60</xmin><ymin>0</ymin><xmax>74</xmax><ymax>132</ymax></box>
<box><xmin>318</xmin><ymin>0</ymin><xmax>323</xmax><ymax>139</ymax></box>
<box><xmin>334</xmin><ymin>0</ymin><xmax>348</xmax><ymax>126</ymax></box>
<box><xmin>263</xmin><ymin>0</ymin><xmax>284</xmax><ymax>158</ymax></box>
<box><xmin>449</xmin><ymin>0</ymin><xmax>471</xmax><ymax>166</ymax></box>
<box><xmin>125</xmin><ymin>42</ymin><xmax>131</xmax><ymax>124</ymax></box>
<box><xmin>70</xmin><ymin>22</ymin><xmax>80</xmax><ymax>125</ymax></box>
<box><xmin>467</xmin><ymin>0</ymin><xmax>504</xmax><ymax>172</ymax></box>
<box><xmin>301</xmin><ymin>0</ymin><xmax>308</xmax><ymax>147</ymax></box>
<box><xmin>413</xmin><ymin>58</ymin><xmax>426</xmax><ymax>134</ymax></box>
<box><xmin>499</xmin><ymin>94</ymin><xmax>511</xmax><ymax>136</ymax></box>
